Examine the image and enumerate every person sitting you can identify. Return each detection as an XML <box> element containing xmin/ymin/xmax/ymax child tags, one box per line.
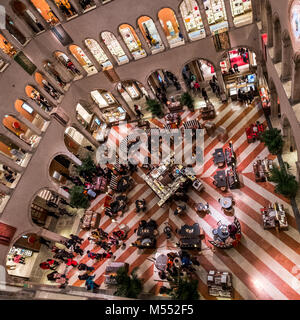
<box><xmin>78</xmin><ymin>263</ymin><xmax>94</xmax><ymax>272</ymax></box>
<box><xmin>233</xmin><ymin>63</ymin><xmax>240</xmax><ymax>73</ymax></box>
<box><xmin>228</xmin><ymin>223</ymin><xmax>238</xmax><ymax>239</ymax></box>
<box><xmin>135</xmin><ymin>199</ymin><xmax>146</xmax><ymax>213</ymax></box>
<box><xmin>174</xmin><ymin>204</ymin><xmax>186</xmax><ymax>216</ymax></box>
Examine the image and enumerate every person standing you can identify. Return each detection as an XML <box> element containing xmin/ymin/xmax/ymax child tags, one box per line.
<box><xmin>134</xmin><ymin>104</ymin><xmax>143</xmax><ymax>118</ymax></box>
<box><xmin>202</xmin><ymin>88</ymin><xmax>209</xmax><ymax>103</ymax></box>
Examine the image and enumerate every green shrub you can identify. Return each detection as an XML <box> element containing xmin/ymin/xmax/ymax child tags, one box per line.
<box><xmin>146</xmin><ymin>99</ymin><xmax>164</xmax><ymax>118</ymax></box>
<box><xmin>69</xmin><ymin>186</ymin><xmax>90</xmax><ymax>209</ymax></box>
<box><xmin>261</xmin><ymin>128</ymin><xmax>284</xmax><ymax>155</ymax></box>
<box><xmin>180</xmin><ymin>92</ymin><xmax>194</xmax><ymax>111</ymax></box>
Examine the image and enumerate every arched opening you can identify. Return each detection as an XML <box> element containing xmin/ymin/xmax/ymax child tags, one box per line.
<box><xmin>179</xmin><ymin>0</ymin><xmax>206</xmax><ymax>41</ymax></box>
<box><xmin>35</xmin><ymin>72</ymin><xmax>63</xmax><ymax>101</ymax></box>
<box><xmin>147</xmin><ymin>70</ymin><xmax>182</xmax><ymax>106</ymax></box>
<box><xmin>5</xmin><ymin>15</ymin><xmax>27</xmax><ymax>45</ymax></box>
<box><xmin>52</xmin><ymin>0</ymin><xmax>77</xmax><ymax>20</ymax></box>
<box><xmin>117</xmin><ymin>80</ymin><xmax>150</xmax><ymax>118</ymax></box>
<box><xmin>10</xmin><ymin>0</ymin><xmax>45</xmax><ymax>34</ymax></box>
<box><xmin>84</xmin><ymin>38</ymin><xmax>112</xmax><ymax>69</ymax></box>
<box><xmin>119</xmin><ymin>24</ymin><xmax>147</xmax><ymax>60</ymax></box>
<box><xmin>0</xmin><ymin>134</ymin><xmax>30</xmax><ymax>167</ymax></box>
<box><xmin>76</xmin><ymin>101</ymin><xmax>108</xmax><ymax>142</ymax></box>
<box><xmin>43</xmin><ymin>60</ymin><xmax>69</xmax><ymax>89</ymax></box>
<box><xmin>69</xmin><ymin>45</ymin><xmax>97</xmax><ymax>75</ymax></box>
<box><xmin>230</xmin><ymin>0</ymin><xmax>253</xmax><ymax>27</ymax></box>
<box><xmin>77</xmin><ymin>0</ymin><xmax>96</xmax><ymax>12</ymax></box>
<box><xmin>54</xmin><ymin>51</ymin><xmax>82</xmax><ymax>79</ymax></box>
<box><xmin>15</xmin><ymin>99</ymin><xmax>48</xmax><ymax>132</ymax></box>
<box><xmin>0</xmin><ymin>163</ymin><xmax>21</xmax><ymax>189</ymax></box>
<box><xmin>25</xmin><ymin>85</ymin><xmax>53</xmax><ymax>113</ymax></box>
<box><xmin>203</xmin><ymin>0</ymin><xmax>228</xmax><ymax>34</ymax></box>
<box><xmin>273</xmin><ymin>16</ymin><xmax>282</xmax><ymax>64</ymax></box>
<box><xmin>64</xmin><ymin>126</ymin><xmax>96</xmax><ymax>159</ymax></box>
<box><xmin>220</xmin><ymin>47</ymin><xmax>259</xmax><ymax>101</ymax></box>
<box><xmin>2</xmin><ymin>115</ymin><xmax>41</xmax><ymax>148</ymax></box>
<box><xmin>137</xmin><ymin>16</ymin><xmax>165</xmax><ymax>54</ymax></box>
<box><xmin>158</xmin><ymin>8</ymin><xmax>184</xmax><ymax>48</ymax></box>
<box><xmin>91</xmin><ymin>89</ymin><xmax>127</xmax><ymax>125</ymax></box>
<box><xmin>0</xmin><ymin>33</ymin><xmax>17</xmax><ymax>57</ymax></box>
<box><xmin>101</xmin><ymin>31</ymin><xmax>129</xmax><ymax>65</ymax></box>
<box><xmin>30</xmin><ymin>0</ymin><xmax>59</xmax><ymax>26</ymax></box>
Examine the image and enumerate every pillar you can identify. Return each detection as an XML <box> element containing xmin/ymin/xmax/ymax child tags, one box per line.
<box><xmin>116</xmin><ymin>35</ymin><xmax>134</xmax><ymax>61</ymax></box>
<box><xmin>23</xmin><ymin>0</ymin><xmax>49</xmax><ymax>31</ymax></box>
<box><xmin>68</xmin><ymin>0</ymin><xmax>81</xmax><ymax>15</ymax></box>
<box><xmin>273</xmin><ymin>16</ymin><xmax>282</xmax><ymax>63</ymax></box>
<box><xmin>16</xmin><ymin>115</ymin><xmax>42</xmax><ymax>136</ymax></box>
<box><xmin>143</xmin><ymin>82</ymin><xmax>156</xmax><ymax>99</ymax></box>
<box><xmin>260</xmin><ymin>0</ymin><xmax>267</xmax><ymax>33</ymax></box>
<box><xmin>46</xmin><ymin>0</ymin><xmax>66</xmax><ymax>22</ymax></box>
<box><xmin>135</xmin><ymin>29</ymin><xmax>151</xmax><ymax>56</ymax></box>
<box><xmin>39</xmin><ymin>229</ymin><xmax>68</xmax><ymax>243</ymax></box>
<box><xmin>281</xmin><ymin>30</ymin><xmax>292</xmax><ymax>82</ymax></box>
<box><xmin>113</xmin><ymin>91</ymin><xmax>136</xmax><ymax>120</ymax></box>
<box><xmin>176</xmin><ymin>14</ymin><xmax>189</xmax><ymax>43</ymax></box>
<box><xmin>269</xmin><ymin>88</ymin><xmax>278</xmax><ymax>119</ymax></box>
<box><xmin>25</xmin><ymin>98</ymin><xmax>51</xmax><ymax>121</ymax></box>
<box><xmin>191</xmin><ymin>61</ymin><xmax>204</xmax><ymax>82</ymax></box>
<box><xmin>291</xmin><ymin>52</ymin><xmax>300</xmax><ymax>105</ymax></box>
<box><xmin>73</xmin><ymin>124</ymin><xmax>100</xmax><ymax>148</ymax></box>
<box><xmin>68</xmin><ymin>52</ymin><xmax>88</xmax><ymax>78</ymax></box>
<box><xmin>154</xmin><ymin>20</ymin><xmax>170</xmax><ymax>50</ymax></box>
<box><xmin>215</xmin><ymin>67</ymin><xmax>226</xmax><ymax>95</ymax></box>
<box><xmin>251</xmin><ymin>0</ymin><xmax>258</xmax><ymax>22</ymax></box>
<box><xmin>224</xmin><ymin>0</ymin><xmax>234</xmax><ymax>30</ymax></box>
<box><xmin>266</xmin><ymin>6</ymin><xmax>273</xmax><ymax>47</ymax></box>
<box><xmin>99</xmin><ymin>38</ymin><xmax>118</xmax><ymax>67</ymax></box>
<box><xmin>0</xmin><ymin>153</ymin><xmax>24</xmax><ymax>174</ymax></box>
<box><xmin>198</xmin><ymin>0</ymin><xmax>212</xmax><ymax>37</ymax></box>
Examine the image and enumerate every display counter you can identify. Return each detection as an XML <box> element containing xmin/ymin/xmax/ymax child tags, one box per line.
<box><xmin>102</xmin><ymin>107</ymin><xmax>127</xmax><ymax>125</ymax></box>
<box><xmin>259</xmin><ymin>86</ymin><xmax>271</xmax><ymax>115</ymax></box>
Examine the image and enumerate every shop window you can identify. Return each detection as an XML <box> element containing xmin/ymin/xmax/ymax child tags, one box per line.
<box><xmin>199</xmin><ymin>59</ymin><xmax>216</xmax><ymax>80</ymax></box>
<box><xmin>0</xmin><ymin>134</ymin><xmax>29</xmax><ymax>167</ymax></box>
<box><xmin>54</xmin><ymin>51</ymin><xmax>82</xmax><ymax>77</ymax></box>
<box><xmin>43</xmin><ymin>60</ymin><xmax>67</xmax><ymax>89</ymax></box>
<box><xmin>0</xmin><ymin>163</ymin><xmax>21</xmax><ymax>189</ymax></box>
<box><xmin>69</xmin><ymin>44</ymin><xmax>98</xmax><ymax>75</ymax></box>
<box><xmin>85</xmin><ymin>39</ymin><xmax>112</xmax><ymax>69</ymax></box>
<box><xmin>180</xmin><ymin>0</ymin><xmax>206</xmax><ymax>41</ymax></box>
<box><xmin>119</xmin><ymin>24</ymin><xmax>147</xmax><ymax>60</ymax></box>
<box><xmin>11</xmin><ymin>0</ymin><xmax>45</xmax><ymax>34</ymax></box>
<box><xmin>52</xmin><ymin>0</ymin><xmax>77</xmax><ymax>19</ymax></box>
<box><xmin>15</xmin><ymin>99</ymin><xmax>48</xmax><ymax>132</ymax></box>
<box><xmin>6</xmin><ymin>15</ymin><xmax>27</xmax><ymax>45</ymax></box>
<box><xmin>3</xmin><ymin>115</ymin><xmax>41</xmax><ymax>148</ymax></box>
<box><xmin>30</xmin><ymin>0</ymin><xmax>59</xmax><ymax>26</ymax></box>
<box><xmin>0</xmin><ymin>33</ymin><xmax>17</xmax><ymax>57</ymax></box>
<box><xmin>203</xmin><ymin>0</ymin><xmax>228</xmax><ymax>34</ymax></box>
<box><xmin>101</xmin><ymin>31</ymin><xmax>129</xmax><ymax>65</ymax></box>
<box><xmin>230</xmin><ymin>0</ymin><xmax>253</xmax><ymax>27</ymax></box>
<box><xmin>137</xmin><ymin>16</ymin><xmax>164</xmax><ymax>54</ymax></box>
<box><xmin>290</xmin><ymin>1</ymin><xmax>300</xmax><ymax>44</ymax></box>
<box><xmin>25</xmin><ymin>85</ymin><xmax>53</xmax><ymax>113</ymax></box>
<box><xmin>78</xmin><ymin>0</ymin><xmax>96</xmax><ymax>12</ymax></box>
<box><xmin>35</xmin><ymin>72</ymin><xmax>62</xmax><ymax>101</ymax></box>
<box><xmin>158</xmin><ymin>8</ymin><xmax>185</xmax><ymax>48</ymax></box>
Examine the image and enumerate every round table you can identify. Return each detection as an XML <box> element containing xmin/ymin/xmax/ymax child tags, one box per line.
<box><xmin>155</xmin><ymin>254</ymin><xmax>168</xmax><ymax>271</ymax></box>
<box><xmin>215</xmin><ymin>224</ymin><xmax>230</xmax><ymax>242</ymax></box>
<box><xmin>219</xmin><ymin>197</ymin><xmax>233</xmax><ymax>209</ymax></box>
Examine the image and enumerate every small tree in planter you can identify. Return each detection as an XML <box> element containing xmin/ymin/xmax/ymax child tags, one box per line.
<box><xmin>170</xmin><ymin>277</ymin><xmax>199</xmax><ymax>300</ymax></box>
<box><xmin>146</xmin><ymin>98</ymin><xmax>164</xmax><ymax>118</ymax></box>
<box><xmin>180</xmin><ymin>92</ymin><xmax>194</xmax><ymax>111</ymax></box>
<box><xmin>69</xmin><ymin>185</ymin><xmax>90</xmax><ymax>209</ymax></box>
<box><xmin>77</xmin><ymin>154</ymin><xmax>96</xmax><ymax>178</ymax></box>
<box><xmin>114</xmin><ymin>267</ymin><xmax>143</xmax><ymax>299</ymax></box>
<box><xmin>261</xmin><ymin>128</ymin><xmax>284</xmax><ymax>155</ymax></box>
<box><xmin>269</xmin><ymin>164</ymin><xmax>299</xmax><ymax>199</ymax></box>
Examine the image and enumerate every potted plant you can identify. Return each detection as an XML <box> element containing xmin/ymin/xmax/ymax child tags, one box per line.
<box><xmin>146</xmin><ymin>98</ymin><xmax>164</xmax><ymax>118</ymax></box>
<box><xmin>114</xmin><ymin>267</ymin><xmax>143</xmax><ymax>299</ymax></box>
<box><xmin>269</xmin><ymin>164</ymin><xmax>298</xmax><ymax>199</ymax></box>
<box><xmin>169</xmin><ymin>277</ymin><xmax>199</xmax><ymax>300</ymax></box>
<box><xmin>180</xmin><ymin>92</ymin><xmax>194</xmax><ymax>111</ymax></box>
<box><xmin>261</xmin><ymin>128</ymin><xmax>284</xmax><ymax>155</ymax></box>
<box><xmin>77</xmin><ymin>154</ymin><xmax>96</xmax><ymax>177</ymax></box>
<box><xmin>69</xmin><ymin>185</ymin><xmax>90</xmax><ymax>209</ymax></box>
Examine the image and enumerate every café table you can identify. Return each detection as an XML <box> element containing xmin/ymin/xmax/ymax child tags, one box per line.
<box><xmin>155</xmin><ymin>254</ymin><xmax>168</xmax><ymax>271</ymax></box>
<box><xmin>213</xmin><ymin>224</ymin><xmax>230</xmax><ymax>242</ymax></box>
<box><xmin>219</xmin><ymin>197</ymin><xmax>233</xmax><ymax>209</ymax></box>
<box><xmin>213</xmin><ymin>170</ymin><xmax>227</xmax><ymax>188</ymax></box>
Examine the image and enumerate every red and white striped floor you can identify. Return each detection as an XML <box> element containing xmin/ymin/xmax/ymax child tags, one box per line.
<box><xmin>66</xmin><ymin>100</ymin><xmax>300</xmax><ymax>300</ymax></box>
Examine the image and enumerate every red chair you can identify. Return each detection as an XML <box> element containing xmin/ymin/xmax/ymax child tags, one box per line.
<box><xmin>245</xmin><ymin>127</ymin><xmax>254</xmax><ymax>143</ymax></box>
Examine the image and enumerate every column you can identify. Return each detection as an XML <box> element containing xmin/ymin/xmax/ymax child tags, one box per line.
<box><xmin>224</xmin><ymin>0</ymin><xmax>234</xmax><ymax>30</ymax></box>
<box><xmin>0</xmin><ymin>183</ymin><xmax>12</xmax><ymax>196</ymax></box>
<box><xmin>266</xmin><ymin>6</ymin><xmax>273</xmax><ymax>47</ymax></box>
<box><xmin>16</xmin><ymin>115</ymin><xmax>42</xmax><ymax>136</ymax></box>
<box><xmin>99</xmin><ymin>40</ymin><xmax>118</xmax><ymax>67</ymax></box>
<box><xmin>0</xmin><ymin>153</ymin><xmax>24</xmax><ymax>174</ymax></box>
<box><xmin>198</xmin><ymin>1</ymin><xmax>212</xmax><ymax>37</ymax></box>
<box><xmin>39</xmin><ymin>229</ymin><xmax>69</xmax><ymax>242</ymax></box>
<box><xmin>143</xmin><ymin>83</ymin><xmax>156</xmax><ymax>99</ymax></box>
<box><xmin>116</xmin><ymin>35</ymin><xmax>134</xmax><ymax>61</ymax></box>
<box><xmin>113</xmin><ymin>91</ymin><xmax>136</xmax><ymax>120</ymax></box>
<box><xmin>215</xmin><ymin>67</ymin><xmax>226</xmax><ymax>95</ymax></box>
<box><xmin>24</xmin><ymin>0</ymin><xmax>49</xmax><ymax>30</ymax></box>
<box><xmin>254</xmin><ymin>0</ymin><xmax>261</xmax><ymax>22</ymax></box>
<box><xmin>47</xmin><ymin>0</ymin><xmax>66</xmax><ymax>22</ymax></box>
<box><xmin>269</xmin><ymin>88</ymin><xmax>278</xmax><ymax>119</ymax></box>
<box><xmin>68</xmin><ymin>52</ymin><xmax>88</xmax><ymax>78</ymax></box>
<box><xmin>251</xmin><ymin>0</ymin><xmax>258</xmax><ymax>22</ymax></box>
<box><xmin>74</xmin><ymin>124</ymin><xmax>100</xmax><ymax>148</ymax></box>
<box><xmin>176</xmin><ymin>14</ymin><xmax>189</xmax><ymax>43</ymax></box>
<box><xmin>135</xmin><ymin>29</ymin><xmax>151</xmax><ymax>56</ymax></box>
<box><xmin>68</xmin><ymin>0</ymin><xmax>81</xmax><ymax>14</ymax></box>
<box><xmin>291</xmin><ymin>52</ymin><xmax>300</xmax><ymax>105</ymax></box>
<box><xmin>83</xmin><ymin>48</ymin><xmax>102</xmax><ymax>72</ymax></box>
<box><xmin>260</xmin><ymin>0</ymin><xmax>267</xmax><ymax>33</ymax></box>
<box><xmin>281</xmin><ymin>31</ymin><xmax>292</xmax><ymax>82</ymax></box>
<box><xmin>154</xmin><ymin>20</ymin><xmax>170</xmax><ymax>50</ymax></box>
<box><xmin>273</xmin><ymin>16</ymin><xmax>282</xmax><ymax>63</ymax></box>
<box><xmin>26</xmin><ymin>98</ymin><xmax>51</xmax><ymax>121</ymax></box>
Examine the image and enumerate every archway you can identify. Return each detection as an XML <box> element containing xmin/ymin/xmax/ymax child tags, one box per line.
<box><xmin>5</xmin><ymin>15</ymin><xmax>27</xmax><ymax>45</ymax></box>
<box><xmin>0</xmin><ymin>33</ymin><xmax>17</xmax><ymax>57</ymax></box>
<box><xmin>137</xmin><ymin>16</ymin><xmax>165</xmax><ymax>54</ymax></box>
<box><xmin>273</xmin><ymin>15</ymin><xmax>282</xmax><ymax>63</ymax></box>
<box><xmin>91</xmin><ymin>89</ymin><xmax>127</xmax><ymax>125</ymax></box>
<box><xmin>203</xmin><ymin>0</ymin><xmax>228</xmax><ymax>34</ymax></box>
<box><xmin>25</xmin><ymin>85</ymin><xmax>53</xmax><ymax>113</ymax></box>
<box><xmin>84</xmin><ymin>38</ymin><xmax>112</xmax><ymax>69</ymax></box>
<box><xmin>30</xmin><ymin>0</ymin><xmax>59</xmax><ymax>26</ymax></box>
<box><xmin>15</xmin><ymin>99</ymin><xmax>48</xmax><ymax>132</ymax></box>
<box><xmin>2</xmin><ymin>115</ymin><xmax>41</xmax><ymax>148</ymax></box>
<box><xmin>52</xmin><ymin>0</ymin><xmax>77</xmax><ymax>20</ymax></box>
<box><xmin>53</xmin><ymin>51</ymin><xmax>82</xmax><ymax>79</ymax></box>
<box><xmin>43</xmin><ymin>60</ymin><xmax>69</xmax><ymax>89</ymax></box>
<box><xmin>179</xmin><ymin>0</ymin><xmax>206</xmax><ymax>41</ymax></box>
<box><xmin>117</xmin><ymin>80</ymin><xmax>150</xmax><ymax>118</ymax></box>
<box><xmin>119</xmin><ymin>24</ymin><xmax>147</xmax><ymax>60</ymax></box>
<box><xmin>69</xmin><ymin>45</ymin><xmax>97</xmax><ymax>75</ymax></box>
<box><xmin>101</xmin><ymin>31</ymin><xmax>129</xmax><ymax>65</ymax></box>
<box><xmin>35</xmin><ymin>72</ymin><xmax>63</xmax><ymax>101</ymax></box>
<box><xmin>158</xmin><ymin>8</ymin><xmax>184</xmax><ymax>48</ymax></box>
<box><xmin>229</xmin><ymin>0</ymin><xmax>253</xmax><ymax>27</ymax></box>
<box><xmin>10</xmin><ymin>0</ymin><xmax>45</xmax><ymax>34</ymax></box>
